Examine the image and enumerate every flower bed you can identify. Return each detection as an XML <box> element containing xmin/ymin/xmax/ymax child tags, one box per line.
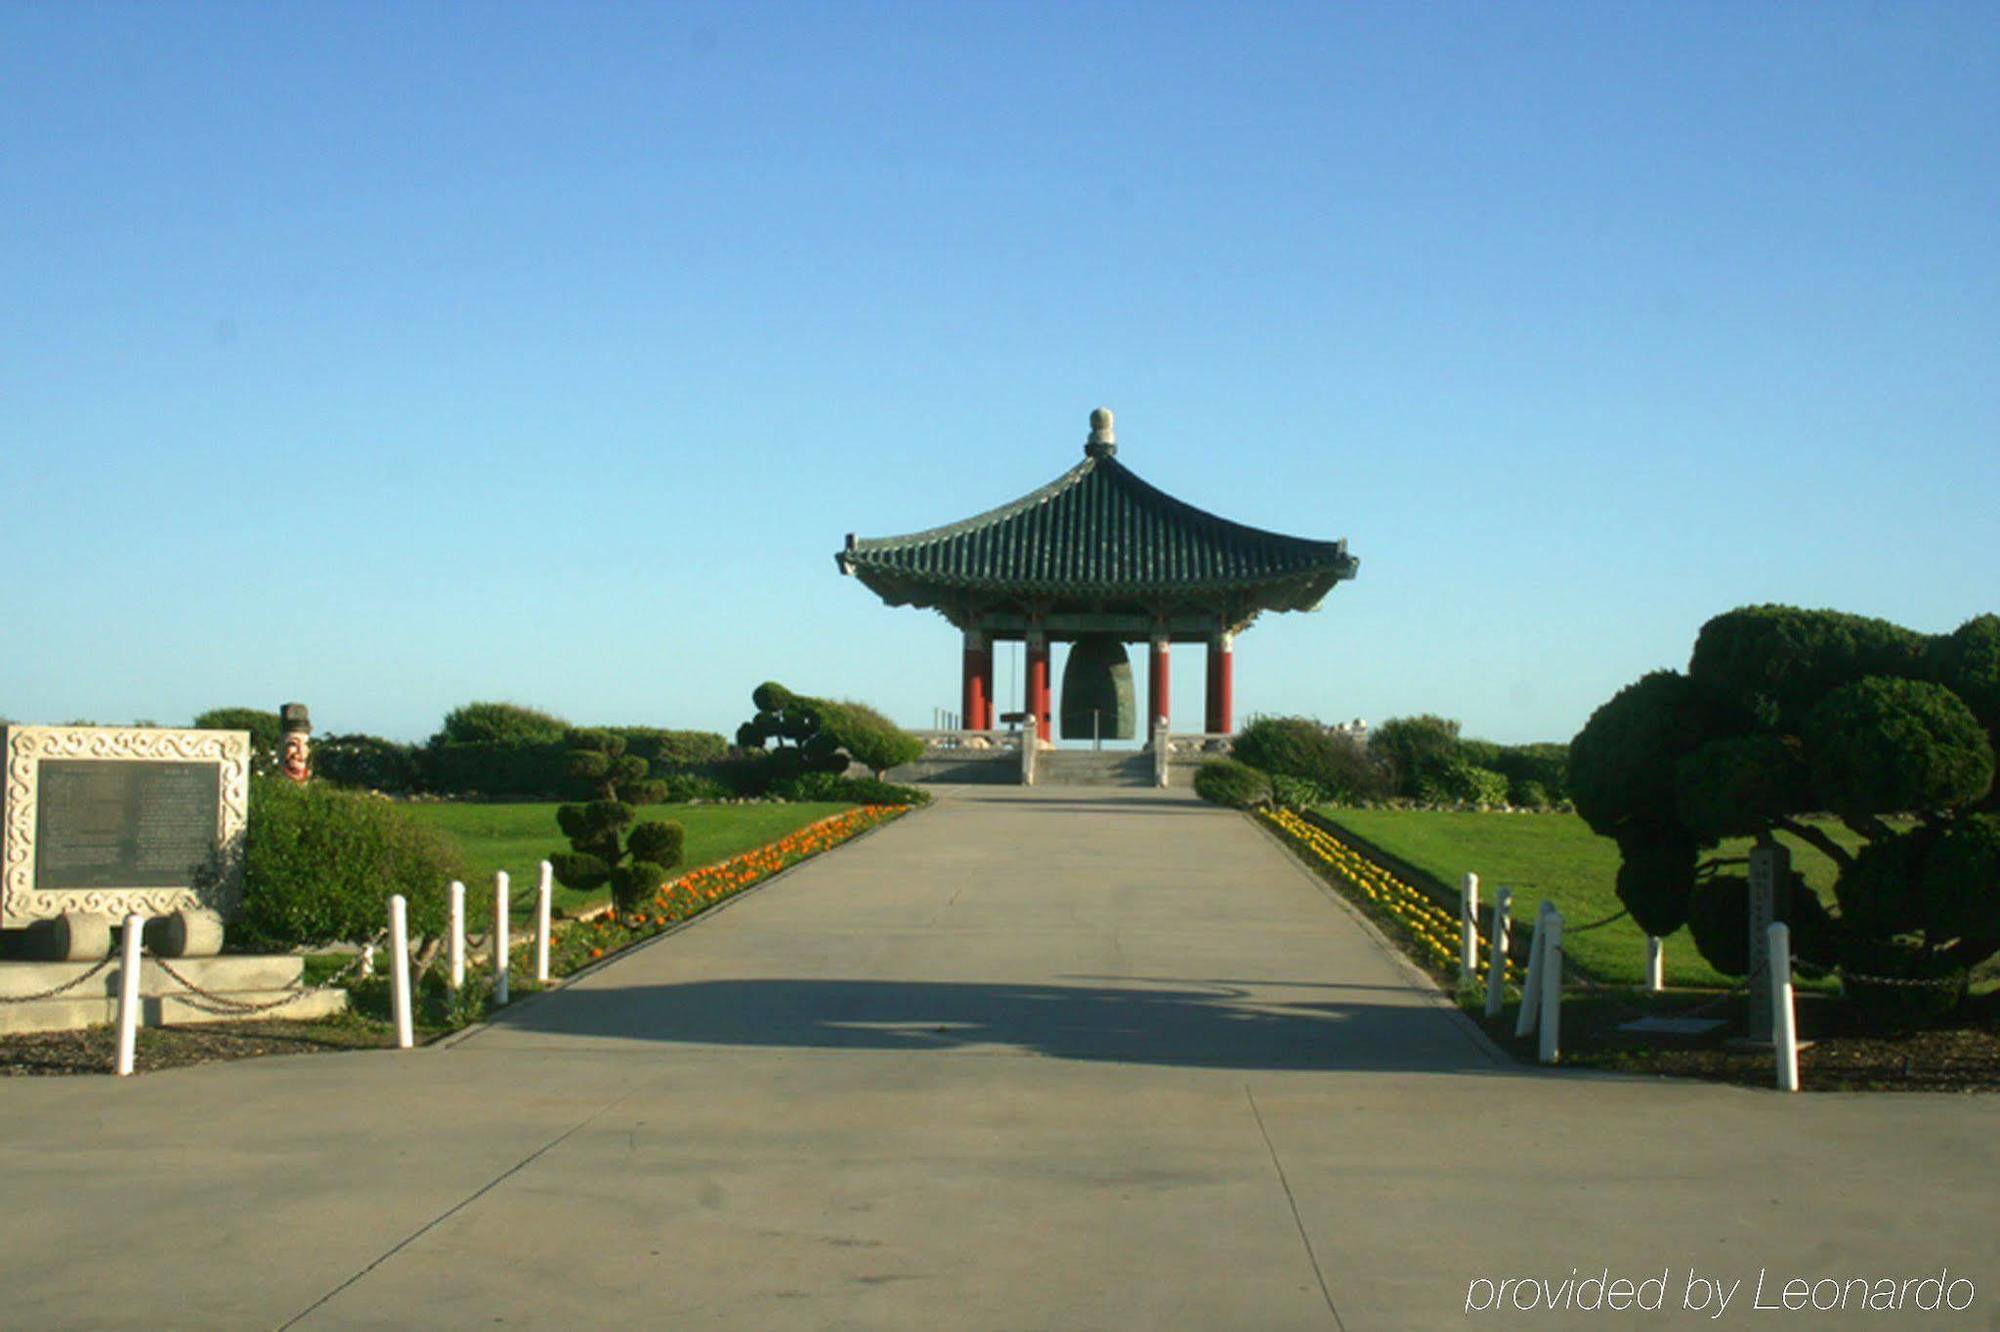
<box><xmin>511</xmin><ymin>804</ymin><xmax>908</xmax><ymax>981</ymax></box>
<box><xmin>1260</xmin><ymin>806</ymin><xmax>1518</xmax><ymax>990</ymax></box>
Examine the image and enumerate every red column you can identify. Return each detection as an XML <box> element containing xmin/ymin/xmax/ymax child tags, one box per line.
<box><xmin>1148</xmin><ymin>634</ymin><xmax>1171</xmax><ymax>739</ymax></box>
<box><xmin>1026</xmin><ymin>631</ymin><xmax>1051</xmax><ymax>743</ymax></box>
<box><xmin>1204</xmin><ymin>631</ymin><xmax>1234</xmax><ymax>735</ymax></box>
<box><xmin>977</xmin><ymin>651</ymin><xmax>995</xmax><ymax>732</ymax></box>
<box><xmin>961</xmin><ymin>630</ymin><xmax>990</xmax><ymax>732</ymax></box>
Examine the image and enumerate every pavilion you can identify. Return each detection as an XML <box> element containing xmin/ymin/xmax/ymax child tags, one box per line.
<box><xmin>836</xmin><ymin>409</ymin><xmax>1359</xmax><ymax>744</ymax></box>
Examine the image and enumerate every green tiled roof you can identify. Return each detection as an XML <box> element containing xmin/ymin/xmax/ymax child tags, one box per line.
<box><xmin>838</xmin><ymin>446</ymin><xmax>1357</xmax><ymax>614</ymax></box>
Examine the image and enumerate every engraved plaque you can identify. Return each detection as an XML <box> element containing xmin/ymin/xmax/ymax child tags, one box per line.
<box><xmin>35</xmin><ymin>761</ymin><xmax>222</xmax><ymax>891</ymax></box>
<box><xmin>2</xmin><ymin>726</ymin><xmax>249</xmax><ymax>927</ymax></box>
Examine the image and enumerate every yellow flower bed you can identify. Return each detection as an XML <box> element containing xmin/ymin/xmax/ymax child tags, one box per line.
<box><xmin>1261</xmin><ymin>807</ymin><xmax>1519</xmax><ymax>985</ymax></box>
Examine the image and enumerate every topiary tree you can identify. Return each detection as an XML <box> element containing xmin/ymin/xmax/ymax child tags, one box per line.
<box><xmin>1572</xmin><ymin>606</ymin><xmax>2000</xmax><ymax>1022</ymax></box>
<box><xmin>549</xmin><ymin>799</ymin><xmax>685</xmax><ymax>915</ymax></box>
<box><xmin>734</xmin><ymin>682</ymin><xmax>918</xmax><ymax>783</ymax></box>
<box><xmin>565</xmin><ymin>728</ymin><xmax>668</xmax><ymax>805</ymax></box>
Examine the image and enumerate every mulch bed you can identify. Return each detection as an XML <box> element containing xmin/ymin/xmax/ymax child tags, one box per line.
<box><xmin>1476</xmin><ymin>990</ymin><xmax>2000</xmax><ymax>1092</ymax></box>
<box><xmin>0</xmin><ymin>1015</ymin><xmax>407</xmax><ymax>1078</ymax></box>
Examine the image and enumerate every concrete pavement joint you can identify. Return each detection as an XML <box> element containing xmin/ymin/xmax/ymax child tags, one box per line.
<box><xmin>1244</xmin><ymin>1083</ymin><xmax>1346</xmax><ymax>1330</ymax></box>
<box><xmin>277</xmin><ymin>1076</ymin><xmax>654</xmax><ymax>1328</ymax></box>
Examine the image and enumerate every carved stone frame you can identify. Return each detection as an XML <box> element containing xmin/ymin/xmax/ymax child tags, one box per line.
<box><xmin>1</xmin><ymin>726</ymin><xmax>250</xmax><ymax>927</ymax></box>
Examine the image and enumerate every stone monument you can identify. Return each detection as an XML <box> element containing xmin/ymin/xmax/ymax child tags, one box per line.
<box><xmin>1</xmin><ymin>725</ymin><xmax>248</xmax><ymax>960</ymax></box>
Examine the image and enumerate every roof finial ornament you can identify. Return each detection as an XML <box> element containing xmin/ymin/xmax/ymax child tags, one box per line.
<box><xmin>1085</xmin><ymin>406</ymin><xmax>1116</xmax><ymax>458</ymax></box>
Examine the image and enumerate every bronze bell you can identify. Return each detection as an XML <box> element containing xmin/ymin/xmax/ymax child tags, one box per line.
<box><xmin>1060</xmin><ymin>634</ymin><xmax>1135</xmax><ymax>740</ymax></box>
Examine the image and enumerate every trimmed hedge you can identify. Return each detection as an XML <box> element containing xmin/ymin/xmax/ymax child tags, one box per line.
<box><xmin>1194</xmin><ymin>759</ymin><xmax>1271</xmax><ymax>809</ymax></box>
<box><xmin>224</xmin><ymin>778</ymin><xmax>463</xmax><ymax>949</ymax></box>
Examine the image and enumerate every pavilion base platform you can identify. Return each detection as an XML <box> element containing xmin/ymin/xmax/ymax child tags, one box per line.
<box><xmin>0</xmin><ymin>955</ymin><xmax>348</xmax><ymax>1036</ymax></box>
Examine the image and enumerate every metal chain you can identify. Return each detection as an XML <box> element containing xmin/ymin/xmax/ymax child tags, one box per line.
<box><xmin>0</xmin><ymin>954</ymin><xmax>119</xmax><ymax>1005</ymax></box>
<box><xmin>147</xmin><ymin>929</ymin><xmax>389</xmax><ymax>1016</ymax></box>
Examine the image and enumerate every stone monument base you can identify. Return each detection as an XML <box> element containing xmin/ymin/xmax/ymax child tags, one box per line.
<box><xmin>0</xmin><ymin>955</ymin><xmax>348</xmax><ymax>1036</ymax></box>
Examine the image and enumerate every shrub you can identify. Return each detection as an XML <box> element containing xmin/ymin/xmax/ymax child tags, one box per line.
<box><xmin>1193</xmin><ymin>759</ymin><xmax>1271</xmax><ymax>809</ymax></box>
<box><xmin>194</xmin><ymin>707</ymin><xmax>282</xmax><ymax>777</ymax></box>
<box><xmin>1492</xmin><ymin>742</ymin><xmax>1570</xmax><ymax>805</ymax></box>
<box><xmin>769</xmin><ymin>771</ymin><xmax>932</xmax><ymax>806</ymax></box>
<box><xmin>225</xmin><ymin>778</ymin><xmax>462</xmax><ymax>949</ymax></box>
<box><xmin>1233</xmin><ymin>716</ymin><xmax>1387</xmax><ymax>801</ymax></box>
<box><xmin>606</xmin><ymin>728</ymin><xmax>729</xmax><ymax>770</ymax></box>
<box><xmin>660</xmin><ymin>772</ymin><xmax>733</xmax><ymax>802</ymax></box>
<box><xmin>1370</xmin><ymin>715</ymin><xmax>1463</xmax><ymax>797</ymax></box>
<box><xmin>432</xmin><ymin>701</ymin><xmax>568</xmax><ymax>747</ymax></box>
<box><xmin>819</xmin><ymin>700</ymin><xmax>924</xmax><ymax>777</ymax></box>
<box><xmin>1269</xmin><ymin>774</ymin><xmax>1333</xmax><ymax>810</ymax></box>
<box><xmin>314</xmin><ymin>732</ymin><xmax>424</xmax><ymax>794</ymax></box>
<box><xmin>423</xmin><ymin>741</ymin><xmax>570</xmax><ymax>798</ymax></box>
<box><xmin>1412</xmin><ymin>758</ymin><xmax>1508</xmax><ymax>807</ymax></box>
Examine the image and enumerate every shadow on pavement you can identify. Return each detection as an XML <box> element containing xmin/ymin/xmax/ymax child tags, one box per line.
<box><xmin>492</xmin><ymin>977</ymin><xmax>1519</xmax><ymax>1075</ymax></box>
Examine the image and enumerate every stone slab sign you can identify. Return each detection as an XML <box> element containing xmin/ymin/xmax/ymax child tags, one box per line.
<box><xmin>1</xmin><ymin>725</ymin><xmax>250</xmax><ymax>930</ymax></box>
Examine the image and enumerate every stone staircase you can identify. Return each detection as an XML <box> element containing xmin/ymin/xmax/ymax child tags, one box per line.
<box><xmin>1034</xmin><ymin>749</ymin><xmax>1156</xmax><ymax>787</ymax></box>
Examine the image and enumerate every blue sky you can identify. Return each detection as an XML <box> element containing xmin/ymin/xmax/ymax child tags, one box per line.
<box><xmin>3</xmin><ymin>3</ymin><xmax>1994</xmax><ymax>745</ymax></box>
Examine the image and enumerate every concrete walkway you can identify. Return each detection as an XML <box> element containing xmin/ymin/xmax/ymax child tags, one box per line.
<box><xmin>1</xmin><ymin>787</ymin><xmax>1994</xmax><ymax>1330</ymax></box>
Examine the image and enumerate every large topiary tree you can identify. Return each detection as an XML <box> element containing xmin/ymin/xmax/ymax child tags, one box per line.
<box><xmin>1571</xmin><ymin>605</ymin><xmax>2000</xmax><ymax>1021</ymax></box>
<box><xmin>549</xmin><ymin>728</ymin><xmax>683</xmax><ymax>912</ymax></box>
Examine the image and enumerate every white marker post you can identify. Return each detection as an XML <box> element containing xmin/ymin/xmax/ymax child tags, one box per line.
<box><xmin>535</xmin><ymin>860</ymin><xmax>553</xmax><ymax>984</ymax></box>
<box><xmin>493</xmin><ymin>871</ymin><xmax>510</xmax><ymax>1007</ymax></box>
<box><xmin>1646</xmin><ymin>935</ymin><xmax>1664</xmax><ymax>994</ymax></box>
<box><xmin>1485</xmin><ymin>888</ymin><xmax>1513</xmax><ymax>1019</ymax></box>
<box><xmin>1459</xmin><ymin>872</ymin><xmax>1479</xmax><ymax>985</ymax></box>
<box><xmin>360</xmin><ymin>943</ymin><xmax>375</xmax><ymax>978</ymax></box>
<box><xmin>1770</xmin><ymin>922</ymin><xmax>1798</xmax><ymax>1092</ymax></box>
<box><xmin>448</xmin><ymin>880</ymin><xmax>466</xmax><ymax>990</ymax></box>
<box><xmin>1514</xmin><ymin>901</ymin><xmax>1554</xmax><ymax>1038</ymax></box>
<box><xmin>388</xmin><ymin>894</ymin><xmax>414</xmax><ymax>1049</ymax></box>
<box><xmin>1538</xmin><ymin>910</ymin><xmax>1564</xmax><ymax>1065</ymax></box>
<box><xmin>115</xmin><ymin>913</ymin><xmax>144</xmax><ymax>1077</ymax></box>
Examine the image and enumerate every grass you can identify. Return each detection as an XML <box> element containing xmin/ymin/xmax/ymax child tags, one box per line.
<box><xmin>399</xmin><ymin>800</ymin><xmax>852</xmax><ymax>919</ymax></box>
<box><xmin>1314</xmin><ymin>808</ymin><xmax>1869</xmax><ymax>988</ymax></box>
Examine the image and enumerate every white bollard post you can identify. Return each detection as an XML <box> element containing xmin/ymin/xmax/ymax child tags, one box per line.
<box><xmin>1770</xmin><ymin>922</ymin><xmax>1798</xmax><ymax>1092</ymax></box>
<box><xmin>535</xmin><ymin>860</ymin><xmax>553</xmax><ymax>984</ymax></box>
<box><xmin>1646</xmin><ymin>935</ymin><xmax>1664</xmax><ymax>994</ymax></box>
<box><xmin>1485</xmin><ymin>888</ymin><xmax>1513</xmax><ymax>1019</ymax></box>
<box><xmin>115</xmin><ymin>913</ymin><xmax>144</xmax><ymax>1077</ymax></box>
<box><xmin>1514</xmin><ymin>901</ymin><xmax>1554</xmax><ymax>1038</ymax></box>
<box><xmin>389</xmin><ymin>895</ymin><xmax>414</xmax><ymax>1049</ymax></box>
<box><xmin>1459</xmin><ymin>873</ymin><xmax>1479</xmax><ymax>985</ymax></box>
<box><xmin>360</xmin><ymin>942</ymin><xmax>375</xmax><ymax>977</ymax></box>
<box><xmin>1538</xmin><ymin>910</ymin><xmax>1564</xmax><ymax>1065</ymax></box>
<box><xmin>448</xmin><ymin>880</ymin><xmax>466</xmax><ymax>990</ymax></box>
<box><xmin>493</xmin><ymin>871</ymin><xmax>510</xmax><ymax>1006</ymax></box>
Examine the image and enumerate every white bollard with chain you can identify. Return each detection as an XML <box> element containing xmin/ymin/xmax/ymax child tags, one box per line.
<box><xmin>1459</xmin><ymin>872</ymin><xmax>1479</xmax><ymax>985</ymax></box>
<box><xmin>1485</xmin><ymin>888</ymin><xmax>1513</xmax><ymax>1019</ymax></box>
<box><xmin>1770</xmin><ymin>922</ymin><xmax>1798</xmax><ymax>1092</ymax></box>
<box><xmin>1646</xmin><ymin>935</ymin><xmax>1664</xmax><ymax>993</ymax></box>
<box><xmin>535</xmin><ymin>860</ymin><xmax>553</xmax><ymax>984</ymax></box>
<box><xmin>115</xmin><ymin>913</ymin><xmax>144</xmax><ymax>1077</ymax></box>
<box><xmin>1538</xmin><ymin>909</ymin><xmax>1564</xmax><ymax>1065</ymax></box>
<box><xmin>492</xmin><ymin>870</ymin><xmax>510</xmax><ymax>1006</ymax></box>
<box><xmin>1514</xmin><ymin>901</ymin><xmax>1554</xmax><ymax>1038</ymax></box>
<box><xmin>448</xmin><ymin>880</ymin><xmax>466</xmax><ymax>990</ymax></box>
<box><xmin>389</xmin><ymin>894</ymin><xmax>414</xmax><ymax>1049</ymax></box>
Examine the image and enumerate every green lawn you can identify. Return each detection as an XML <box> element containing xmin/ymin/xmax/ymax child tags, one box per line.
<box><xmin>1315</xmin><ymin>808</ymin><xmax>1865</xmax><ymax>988</ymax></box>
<box><xmin>400</xmin><ymin>801</ymin><xmax>852</xmax><ymax>919</ymax></box>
